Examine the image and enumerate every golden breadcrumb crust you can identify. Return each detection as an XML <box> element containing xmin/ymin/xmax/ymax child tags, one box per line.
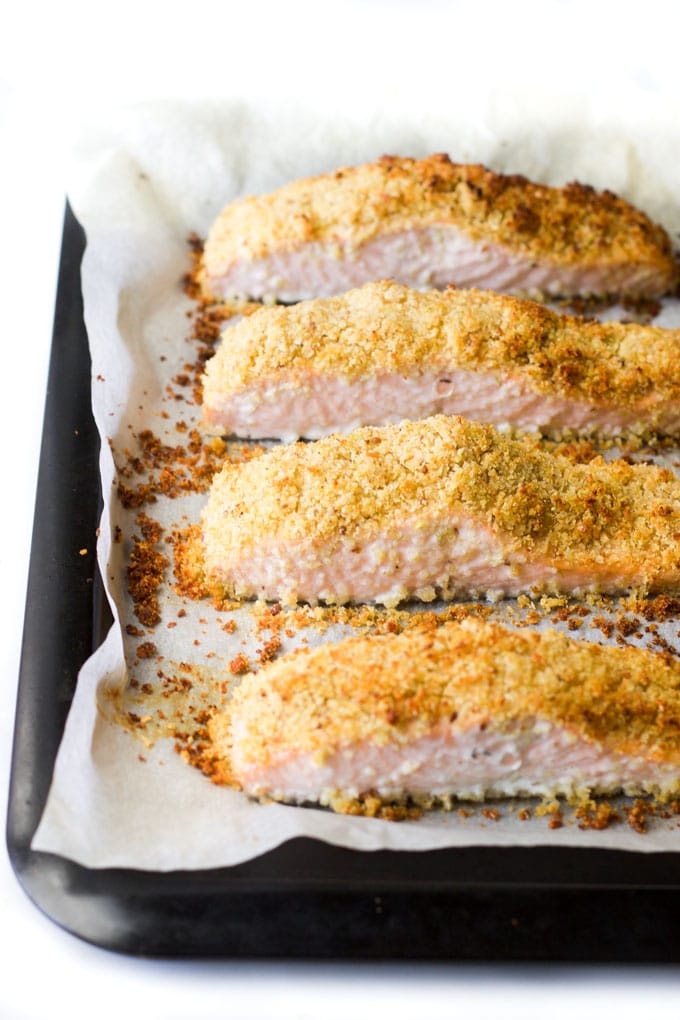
<box><xmin>208</xmin><ymin>617</ymin><xmax>680</xmax><ymax>779</ymax></box>
<box><xmin>204</xmin><ymin>280</ymin><xmax>680</xmax><ymax>413</ymax></box>
<box><xmin>201</xmin><ymin>415</ymin><xmax>680</xmax><ymax>592</ymax></box>
<box><xmin>202</xmin><ymin>154</ymin><xmax>677</xmax><ymax>289</ymax></box>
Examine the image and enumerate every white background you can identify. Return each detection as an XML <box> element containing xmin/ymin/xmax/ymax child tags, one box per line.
<box><xmin>3</xmin><ymin>1</ymin><xmax>680</xmax><ymax>1016</ymax></box>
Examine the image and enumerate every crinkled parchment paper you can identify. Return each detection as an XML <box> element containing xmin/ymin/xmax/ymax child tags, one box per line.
<box><xmin>32</xmin><ymin>94</ymin><xmax>680</xmax><ymax>869</ymax></box>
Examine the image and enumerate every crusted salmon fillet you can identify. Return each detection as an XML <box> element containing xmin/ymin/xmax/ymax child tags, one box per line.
<box><xmin>201</xmin><ymin>415</ymin><xmax>680</xmax><ymax>606</ymax></box>
<box><xmin>200</xmin><ymin>154</ymin><xmax>678</xmax><ymax>303</ymax></box>
<box><xmin>202</xmin><ymin>281</ymin><xmax>680</xmax><ymax>439</ymax></box>
<box><xmin>208</xmin><ymin>618</ymin><xmax>680</xmax><ymax>810</ymax></box>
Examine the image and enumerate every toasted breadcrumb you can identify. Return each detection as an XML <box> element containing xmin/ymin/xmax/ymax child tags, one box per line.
<box><xmin>575</xmin><ymin>802</ymin><xmax>622</xmax><ymax>830</ymax></box>
<box><xmin>115</xmin><ymin>425</ymin><xmax>265</xmax><ymax>511</ymax></box>
<box><xmin>127</xmin><ymin>513</ymin><xmax>169</xmax><ymax>628</ymax></box>
<box><xmin>136</xmin><ymin>641</ymin><xmax>158</xmax><ymax>660</ymax></box>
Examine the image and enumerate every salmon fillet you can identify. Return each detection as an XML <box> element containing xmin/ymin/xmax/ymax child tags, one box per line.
<box><xmin>201</xmin><ymin>415</ymin><xmax>680</xmax><ymax>606</ymax></box>
<box><xmin>202</xmin><ymin>281</ymin><xmax>680</xmax><ymax>439</ymax></box>
<box><xmin>200</xmin><ymin>154</ymin><xmax>678</xmax><ymax>303</ymax></box>
<box><xmin>208</xmin><ymin>618</ymin><xmax>680</xmax><ymax>810</ymax></box>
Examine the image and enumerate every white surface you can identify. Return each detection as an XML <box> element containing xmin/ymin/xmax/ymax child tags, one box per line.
<box><xmin>3</xmin><ymin>1</ymin><xmax>680</xmax><ymax>1017</ymax></box>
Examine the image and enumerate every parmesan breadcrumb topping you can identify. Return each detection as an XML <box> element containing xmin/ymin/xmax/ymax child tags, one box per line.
<box><xmin>209</xmin><ymin>617</ymin><xmax>680</xmax><ymax>773</ymax></box>
<box><xmin>204</xmin><ymin>281</ymin><xmax>680</xmax><ymax>414</ymax></box>
<box><xmin>202</xmin><ymin>154</ymin><xmax>677</xmax><ymax>288</ymax></box>
<box><xmin>202</xmin><ymin>415</ymin><xmax>680</xmax><ymax>591</ymax></box>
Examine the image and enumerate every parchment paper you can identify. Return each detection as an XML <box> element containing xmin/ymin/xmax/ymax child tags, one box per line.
<box><xmin>32</xmin><ymin>94</ymin><xmax>680</xmax><ymax>869</ymax></box>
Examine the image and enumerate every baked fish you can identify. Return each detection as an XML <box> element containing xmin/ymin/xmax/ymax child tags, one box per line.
<box><xmin>202</xmin><ymin>281</ymin><xmax>680</xmax><ymax>439</ymax></box>
<box><xmin>208</xmin><ymin>617</ymin><xmax>680</xmax><ymax>810</ymax></box>
<box><xmin>200</xmin><ymin>155</ymin><xmax>678</xmax><ymax>303</ymax></box>
<box><xmin>201</xmin><ymin>415</ymin><xmax>680</xmax><ymax>606</ymax></box>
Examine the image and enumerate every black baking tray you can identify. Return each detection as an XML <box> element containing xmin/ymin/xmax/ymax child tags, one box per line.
<box><xmin>7</xmin><ymin>203</ymin><xmax>680</xmax><ymax>961</ymax></box>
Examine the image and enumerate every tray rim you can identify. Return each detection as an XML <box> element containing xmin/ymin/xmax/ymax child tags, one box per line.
<box><xmin>6</xmin><ymin>202</ymin><xmax>680</xmax><ymax>962</ymax></box>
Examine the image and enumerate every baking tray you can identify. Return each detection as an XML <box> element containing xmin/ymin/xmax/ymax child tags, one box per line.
<box><xmin>7</xmin><ymin>203</ymin><xmax>680</xmax><ymax>961</ymax></box>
